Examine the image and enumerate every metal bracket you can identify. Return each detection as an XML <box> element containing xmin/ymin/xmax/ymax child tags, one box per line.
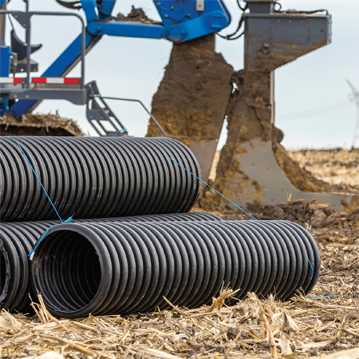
<box><xmin>11</xmin><ymin>11</ymin><xmax>31</xmax><ymax>28</ymax></box>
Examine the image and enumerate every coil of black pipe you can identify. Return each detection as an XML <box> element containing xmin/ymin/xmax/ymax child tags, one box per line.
<box><xmin>29</xmin><ymin>219</ymin><xmax>320</xmax><ymax>318</ymax></box>
<box><xmin>0</xmin><ymin>212</ymin><xmax>220</xmax><ymax>311</ymax></box>
<box><xmin>0</xmin><ymin>136</ymin><xmax>201</xmax><ymax>222</ymax></box>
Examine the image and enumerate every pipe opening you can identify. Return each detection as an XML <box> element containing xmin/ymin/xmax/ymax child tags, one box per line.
<box><xmin>34</xmin><ymin>231</ymin><xmax>101</xmax><ymax>312</ymax></box>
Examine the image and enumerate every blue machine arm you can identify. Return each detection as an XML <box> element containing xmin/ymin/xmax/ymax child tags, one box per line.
<box><xmin>0</xmin><ymin>0</ymin><xmax>9</xmax><ymax>7</ymax></box>
<box><xmin>9</xmin><ymin>0</ymin><xmax>230</xmax><ymax>116</ymax></box>
<box><xmin>86</xmin><ymin>0</ymin><xmax>231</xmax><ymax>42</ymax></box>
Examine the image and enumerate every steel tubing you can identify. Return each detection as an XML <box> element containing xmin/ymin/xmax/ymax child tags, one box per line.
<box><xmin>30</xmin><ymin>220</ymin><xmax>320</xmax><ymax>318</ymax></box>
<box><xmin>0</xmin><ymin>136</ymin><xmax>201</xmax><ymax>222</ymax></box>
<box><xmin>0</xmin><ymin>212</ymin><xmax>220</xmax><ymax>311</ymax></box>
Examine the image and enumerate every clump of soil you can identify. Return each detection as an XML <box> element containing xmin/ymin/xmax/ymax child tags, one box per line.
<box><xmin>114</xmin><ymin>6</ymin><xmax>161</xmax><ymax>24</ymax></box>
<box><xmin>220</xmin><ymin>199</ymin><xmax>359</xmax><ymax>245</ymax></box>
<box><xmin>146</xmin><ymin>34</ymin><xmax>233</xmax><ymax>144</ymax></box>
<box><xmin>258</xmin><ymin>199</ymin><xmax>336</xmax><ymax>226</ymax></box>
<box><xmin>0</xmin><ymin>112</ymin><xmax>83</xmax><ymax>137</ymax></box>
<box><xmin>273</xmin><ymin>142</ymin><xmax>334</xmax><ymax>193</ymax></box>
<box><xmin>260</xmin><ymin>199</ymin><xmax>359</xmax><ymax>230</ymax></box>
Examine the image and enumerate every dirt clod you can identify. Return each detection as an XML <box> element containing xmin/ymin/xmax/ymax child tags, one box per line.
<box><xmin>259</xmin><ymin>199</ymin><xmax>336</xmax><ymax>227</ymax></box>
<box><xmin>274</xmin><ymin>142</ymin><xmax>334</xmax><ymax>193</ymax></box>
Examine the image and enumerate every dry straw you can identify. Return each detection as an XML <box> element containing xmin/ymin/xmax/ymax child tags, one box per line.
<box><xmin>1</xmin><ymin>243</ymin><xmax>358</xmax><ymax>359</ymax></box>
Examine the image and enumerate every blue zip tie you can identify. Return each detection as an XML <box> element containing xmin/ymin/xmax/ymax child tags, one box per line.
<box><xmin>114</xmin><ymin>128</ymin><xmax>127</xmax><ymax>137</ymax></box>
<box><xmin>9</xmin><ymin>137</ymin><xmax>73</xmax><ymax>259</ymax></box>
<box><xmin>306</xmin><ymin>295</ymin><xmax>335</xmax><ymax>299</ymax></box>
<box><xmin>308</xmin><ymin>257</ymin><xmax>314</xmax><ymax>279</ymax></box>
<box><xmin>306</xmin><ymin>294</ymin><xmax>357</xmax><ymax>300</ymax></box>
<box><xmin>169</xmin><ymin>157</ymin><xmax>257</xmax><ymax>221</ymax></box>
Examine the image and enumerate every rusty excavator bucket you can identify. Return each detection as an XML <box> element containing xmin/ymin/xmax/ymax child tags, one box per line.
<box><xmin>147</xmin><ymin>0</ymin><xmax>358</xmax><ymax>212</ymax></box>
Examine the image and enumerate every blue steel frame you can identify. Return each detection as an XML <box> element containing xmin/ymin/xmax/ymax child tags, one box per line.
<box><xmin>0</xmin><ymin>0</ymin><xmax>231</xmax><ymax>116</ymax></box>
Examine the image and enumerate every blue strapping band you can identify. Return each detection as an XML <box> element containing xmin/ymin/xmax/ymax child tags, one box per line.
<box><xmin>306</xmin><ymin>295</ymin><xmax>334</xmax><ymax>299</ymax></box>
<box><xmin>9</xmin><ymin>137</ymin><xmax>73</xmax><ymax>259</ymax></box>
<box><xmin>308</xmin><ymin>257</ymin><xmax>314</xmax><ymax>279</ymax></box>
<box><xmin>169</xmin><ymin>157</ymin><xmax>257</xmax><ymax>221</ymax></box>
<box><xmin>114</xmin><ymin>128</ymin><xmax>127</xmax><ymax>137</ymax></box>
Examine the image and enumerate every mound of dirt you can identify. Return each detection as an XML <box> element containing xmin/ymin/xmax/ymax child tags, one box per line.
<box><xmin>257</xmin><ymin>199</ymin><xmax>334</xmax><ymax>225</ymax></box>
<box><xmin>222</xmin><ymin>199</ymin><xmax>338</xmax><ymax>228</ymax></box>
<box><xmin>221</xmin><ymin>199</ymin><xmax>359</xmax><ymax>244</ymax></box>
<box><xmin>0</xmin><ymin>112</ymin><xmax>83</xmax><ymax>137</ymax></box>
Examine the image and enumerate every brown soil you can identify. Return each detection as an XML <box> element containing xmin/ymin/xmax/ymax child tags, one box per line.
<box><xmin>212</xmin><ymin>70</ymin><xmax>271</xmax><ymax>204</ymax></box>
<box><xmin>214</xmin><ymin>69</ymin><xmax>339</xmax><ymax>199</ymax></box>
<box><xmin>0</xmin><ymin>112</ymin><xmax>83</xmax><ymax>137</ymax></box>
<box><xmin>146</xmin><ymin>34</ymin><xmax>233</xmax><ymax>146</ymax></box>
<box><xmin>273</xmin><ymin>142</ymin><xmax>334</xmax><ymax>193</ymax></box>
<box><xmin>220</xmin><ymin>199</ymin><xmax>359</xmax><ymax>245</ymax></box>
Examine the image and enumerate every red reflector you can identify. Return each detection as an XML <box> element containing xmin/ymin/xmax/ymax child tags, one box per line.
<box><xmin>64</xmin><ymin>78</ymin><xmax>79</xmax><ymax>84</ymax></box>
<box><xmin>33</xmin><ymin>77</ymin><xmax>47</xmax><ymax>83</ymax></box>
<box><xmin>13</xmin><ymin>78</ymin><xmax>22</xmax><ymax>83</ymax></box>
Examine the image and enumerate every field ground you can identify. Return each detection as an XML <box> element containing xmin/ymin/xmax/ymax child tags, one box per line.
<box><xmin>0</xmin><ymin>149</ymin><xmax>358</xmax><ymax>359</ymax></box>
<box><xmin>288</xmin><ymin>148</ymin><xmax>359</xmax><ymax>192</ymax></box>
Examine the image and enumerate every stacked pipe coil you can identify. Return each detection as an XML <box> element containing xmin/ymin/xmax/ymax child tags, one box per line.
<box><xmin>0</xmin><ymin>136</ymin><xmax>321</xmax><ymax>318</ymax></box>
<box><xmin>30</xmin><ymin>220</ymin><xmax>320</xmax><ymax>318</ymax></box>
<box><xmin>0</xmin><ymin>136</ymin><xmax>201</xmax><ymax>222</ymax></box>
<box><xmin>0</xmin><ymin>212</ymin><xmax>221</xmax><ymax>311</ymax></box>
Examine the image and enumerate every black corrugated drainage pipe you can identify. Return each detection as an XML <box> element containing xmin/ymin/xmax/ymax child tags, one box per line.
<box><xmin>0</xmin><ymin>136</ymin><xmax>201</xmax><ymax>222</ymax></box>
<box><xmin>31</xmin><ymin>220</ymin><xmax>320</xmax><ymax>318</ymax></box>
<box><xmin>0</xmin><ymin>212</ymin><xmax>220</xmax><ymax>312</ymax></box>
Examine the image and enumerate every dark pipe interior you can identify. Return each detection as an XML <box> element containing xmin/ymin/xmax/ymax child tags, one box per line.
<box><xmin>0</xmin><ymin>250</ymin><xmax>6</xmax><ymax>293</ymax></box>
<box><xmin>36</xmin><ymin>231</ymin><xmax>101</xmax><ymax>311</ymax></box>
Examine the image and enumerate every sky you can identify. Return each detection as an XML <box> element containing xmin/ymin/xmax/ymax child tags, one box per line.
<box><xmin>4</xmin><ymin>0</ymin><xmax>359</xmax><ymax>149</ymax></box>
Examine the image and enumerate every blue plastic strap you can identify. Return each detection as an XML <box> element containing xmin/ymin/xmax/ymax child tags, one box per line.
<box><xmin>169</xmin><ymin>157</ymin><xmax>257</xmax><ymax>221</ymax></box>
<box><xmin>306</xmin><ymin>295</ymin><xmax>334</xmax><ymax>299</ymax></box>
<box><xmin>308</xmin><ymin>258</ymin><xmax>314</xmax><ymax>279</ymax></box>
<box><xmin>114</xmin><ymin>128</ymin><xmax>127</xmax><ymax>137</ymax></box>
